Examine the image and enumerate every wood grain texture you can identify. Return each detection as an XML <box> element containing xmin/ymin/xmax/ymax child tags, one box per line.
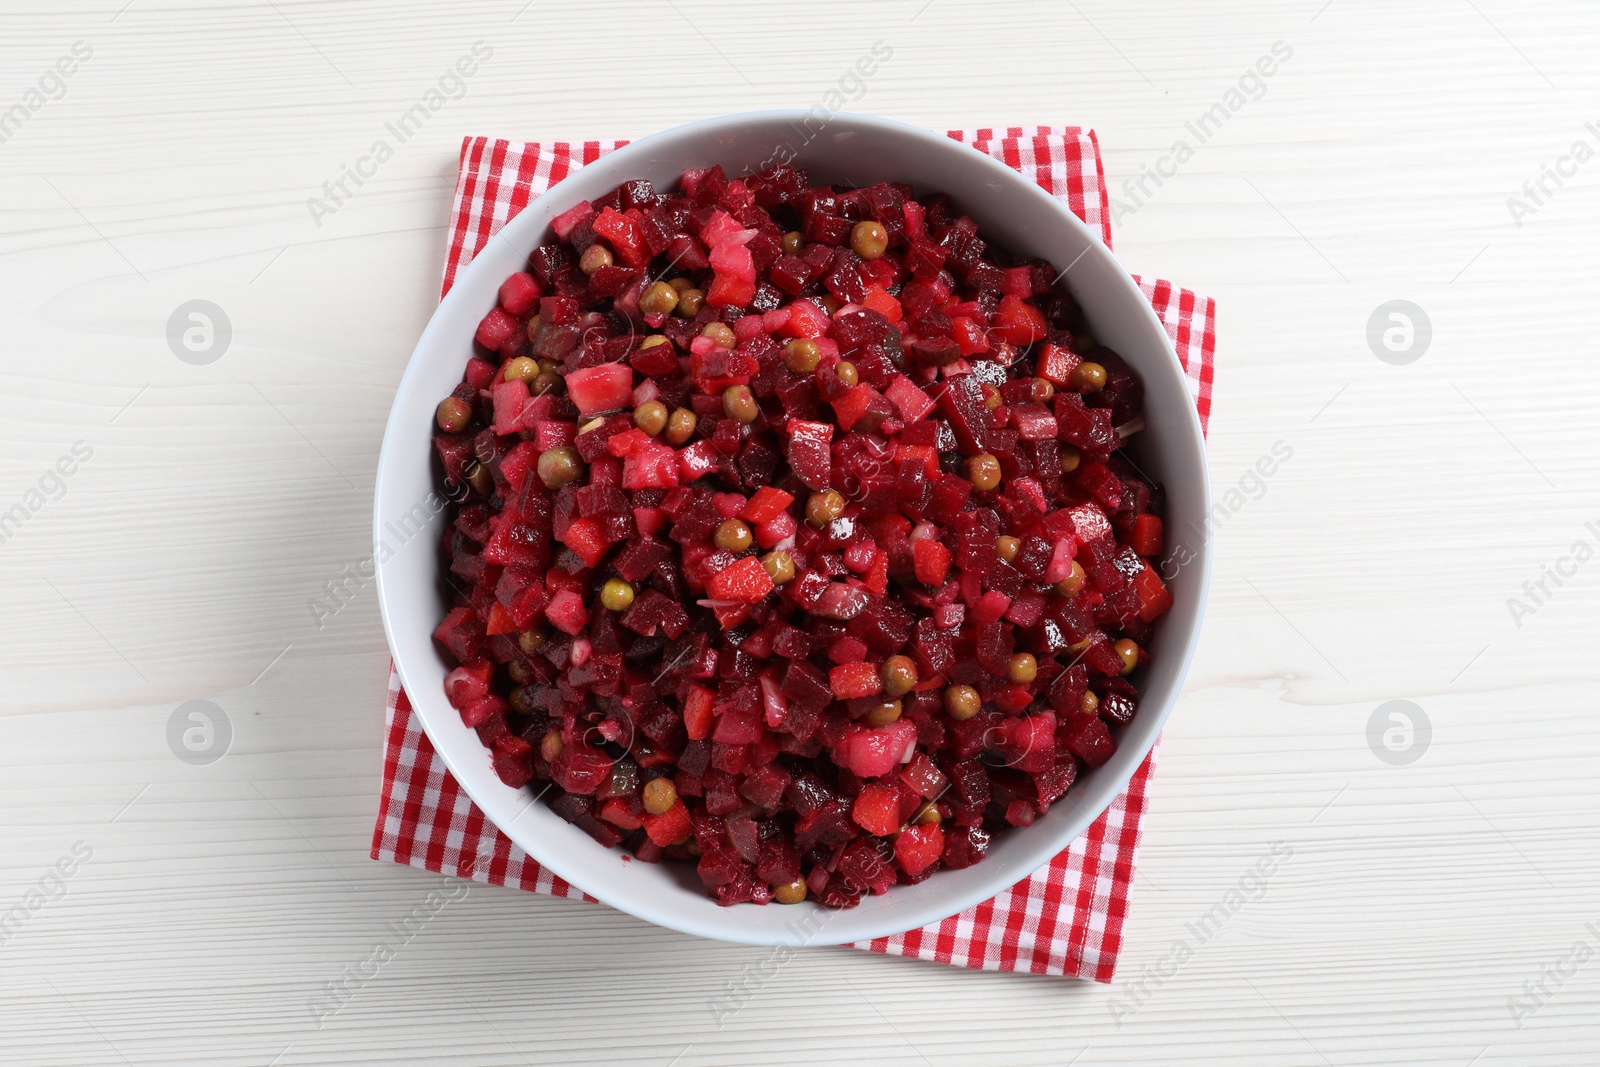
<box><xmin>2</xmin><ymin>1</ymin><xmax>1598</xmax><ymax>1063</ymax></box>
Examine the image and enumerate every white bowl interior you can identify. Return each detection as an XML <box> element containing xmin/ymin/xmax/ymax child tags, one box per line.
<box><xmin>374</xmin><ymin>112</ymin><xmax>1210</xmax><ymax>946</ymax></box>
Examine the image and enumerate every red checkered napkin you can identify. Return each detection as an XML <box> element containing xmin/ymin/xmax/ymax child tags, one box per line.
<box><xmin>373</xmin><ymin>127</ymin><xmax>1216</xmax><ymax>982</ymax></box>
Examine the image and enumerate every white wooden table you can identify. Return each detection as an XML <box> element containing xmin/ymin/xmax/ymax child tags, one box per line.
<box><xmin>3</xmin><ymin>2</ymin><xmax>1597</xmax><ymax>1063</ymax></box>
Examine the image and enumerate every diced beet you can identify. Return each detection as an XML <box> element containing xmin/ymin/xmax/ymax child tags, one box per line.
<box><xmin>829</xmin><ymin>661</ymin><xmax>882</xmax><ymax>700</ymax></box>
<box><xmin>433</xmin><ymin>607</ymin><xmax>483</xmax><ymax>663</ymax></box>
<box><xmin>491</xmin><ymin>379</ymin><xmax>529</xmax><ymax>436</ymax></box>
<box><xmin>1134</xmin><ymin>562</ymin><xmax>1174</xmax><ymax>622</ymax></box>
<box><xmin>833</xmin><ymin>720</ymin><xmax>916</xmax><ymax>779</ymax></box>
<box><xmin>1100</xmin><ymin>681</ymin><xmax>1138</xmax><ymax>726</ymax></box>
<box><xmin>713</xmin><ymin>705</ymin><xmax>764</xmax><ymax>745</ymax></box>
<box><xmin>933</xmin><ymin>375</ymin><xmax>990</xmax><ymax>454</ymax></box>
<box><xmin>475</xmin><ymin>307</ymin><xmax>518</xmax><ymax>350</ymax></box>
<box><xmin>1012</xmin><ymin>402</ymin><xmax>1058</xmax><ymax>441</ymax></box>
<box><xmin>622</xmin><ymin>439</ymin><xmax>680</xmax><ymax>490</ymax></box>
<box><xmin>1062</xmin><ymin>712</ymin><xmax>1117</xmax><ymax>767</ymax></box>
<box><xmin>740</xmin><ymin>486</ymin><xmax>794</xmax><ymax>526</ymax></box>
<box><xmin>592</xmin><ymin>207</ymin><xmax>649</xmax><ymax>269</ymax></box>
<box><xmin>834</xmin><ymin>839</ymin><xmax>895</xmax><ymax>897</ymax></box>
<box><xmin>544</xmin><ymin>589</ymin><xmax>588</xmax><ymax>635</ymax></box>
<box><xmin>992</xmin><ymin>294</ymin><xmax>1047</xmax><ymax>344</ymax></box>
<box><xmin>894</xmin><ymin>823</ymin><xmax>944</xmax><ymax>876</ymax></box>
<box><xmin>848</xmin><ymin>782</ymin><xmax>899</xmax><ymax>837</ymax></box>
<box><xmin>566</xmin><ymin>363</ymin><xmax>633</xmax><ymax>417</ymax></box>
<box><xmin>900</xmin><ymin>752</ymin><xmax>948</xmax><ymax>799</ymax></box>
<box><xmin>883</xmin><ymin>375</ymin><xmax>935</xmax><ymax>423</ymax></box>
<box><xmin>643</xmin><ymin>799</ymin><xmax>693</xmax><ymax>845</ymax></box>
<box><xmin>706</xmin><ymin>556</ymin><xmax>775</xmax><ymax>604</ymax></box>
<box><xmin>784</xmin><ymin>419</ymin><xmax>834</xmax><ymax>490</ymax></box>
<box><xmin>459</xmin><ymin>693</ymin><xmax>507</xmax><ymax>729</ymax></box>
<box><xmin>911</xmin><ymin>539</ymin><xmax>952</xmax><ymax>586</ymax></box>
<box><xmin>1036</xmin><ymin>342</ymin><xmax>1082</xmax><ymax>387</ymax></box>
<box><xmin>941</xmin><ymin>824</ymin><xmax>990</xmax><ymax>869</ymax></box>
<box><xmin>781</xmin><ymin>660</ymin><xmax>833</xmax><ymax>716</ymax></box>
<box><xmin>812</xmin><ymin>582</ymin><xmax>869</xmax><ymax>620</ymax></box>
<box><xmin>443</xmin><ymin>662</ymin><xmax>492</xmax><ymax>709</ymax></box>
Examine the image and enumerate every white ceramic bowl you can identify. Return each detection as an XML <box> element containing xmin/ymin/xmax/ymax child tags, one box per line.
<box><xmin>374</xmin><ymin>111</ymin><xmax>1210</xmax><ymax>947</ymax></box>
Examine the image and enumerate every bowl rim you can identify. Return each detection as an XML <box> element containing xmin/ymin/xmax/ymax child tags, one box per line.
<box><xmin>374</xmin><ymin>109</ymin><xmax>1211</xmax><ymax>946</ymax></box>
